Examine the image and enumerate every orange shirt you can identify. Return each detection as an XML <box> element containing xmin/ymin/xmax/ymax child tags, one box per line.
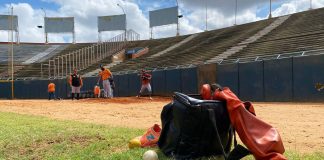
<box><xmin>48</xmin><ymin>83</ymin><xmax>55</xmax><ymax>92</ymax></box>
<box><xmin>94</xmin><ymin>86</ymin><xmax>100</xmax><ymax>95</ymax></box>
<box><xmin>99</xmin><ymin>68</ymin><xmax>112</xmax><ymax>80</ymax></box>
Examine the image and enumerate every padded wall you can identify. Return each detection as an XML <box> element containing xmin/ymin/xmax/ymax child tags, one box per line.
<box><xmin>117</xmin><ymin>74</ymin><xmax>130</xmax><ymax>97</ymax></box>
<box><xmin>239</xmin><ymin>61</ymin><xmax>264</xmax><ymax>101</ymax></box>
<box><xmin>293</xmin><ymin>55</ymin><xmax>324</xmax><ymax>102</ymax></box>
<box><xmin>216</xmin><ymin>64</ymin><xmax>239</xmax><ymax>95</ymax></box>
<box><xmin>128</xmin><ymin>73</ymin><xmax>141</xmax><ymax>96</ymax></box>
<box><xmin>0</xmin><ymin>82</ymin><xmax>11</xmax><ymax>99</ymax></box>
<box><xmin>165</xmin><ymin>69</ymin><xmax>182</xmax><ymax>95</ymax></box>
<box><xmin>264</xmin><ymin>58</ymin><xmax>293</xmax><ymax>101</ymax></box>
<box><xmin>14</xmin><ymin>80</ymin><xmax>49</xmax><ymax>99</ymax></box>
<box><xmin>181</xmin><ymin>67</ymin><xmax>198</xmax><ymax>94</ymax></box>
<box><xmin>152</xmin><ymin>70</ymin><xmax>166</xmax><ymax>96</ymax></box>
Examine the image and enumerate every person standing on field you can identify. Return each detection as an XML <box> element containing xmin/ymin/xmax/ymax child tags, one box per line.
<box><xmin>94</xmin><ymin>85</ymin><xmax>100</xmax><ymax>98</ymax></box>
<box><xmin>69</xmin><ymin>69</ymin><xmax>83</xmax><ymax>100</ymax></box>
<box><xmin>137</xmin><ymin>69</ymin><xmax>152</xmax><ymax>100</ymax></box>
<box><xmin>48</xmin><ymin>82</ymin><xmax>56</xmax><ymax>100</ymax></box>
<box><xmin>97</xmin><ymin>65</ymin><xmax>113</xmax><ymax>98</ymax></box>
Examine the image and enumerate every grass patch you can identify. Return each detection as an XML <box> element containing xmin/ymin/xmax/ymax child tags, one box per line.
<box><xmin>0</xmin><ymin>112</ymin><xmax>149</xmax><ymax>160</ymax></box>
<box><xmin>0</xmin><ymin>112</ymin><xmax>323</xmax><ymax>160</ymax></box>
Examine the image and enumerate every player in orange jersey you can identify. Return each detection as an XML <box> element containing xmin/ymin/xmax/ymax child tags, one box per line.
<box><xmin>48</xmin><ymin>82</ymin><xmax>56</xmax><ymax>100</ymax></box>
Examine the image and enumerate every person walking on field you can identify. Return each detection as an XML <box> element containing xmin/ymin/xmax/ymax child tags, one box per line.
<box><xmin>48</xmin><ymin>82</ymin><xmax>56</xmax><ymax>100</ymax></box>
<box><xmin>137</xmin><ymin>69</ymin><xmax>152</xmax><ymax>100</ymax></box>
<box><xmin>97</xmin><ymin>65</ymin><xmax>113</xmax><ymax>98</ymax></box>
<box><xmin>69</xmin><ymin>69</ymin><xmax>83</xmax><ymax>100</ymax></box>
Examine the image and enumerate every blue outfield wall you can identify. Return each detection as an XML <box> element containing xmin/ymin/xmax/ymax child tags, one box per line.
<box><xmin>293</xmin><ymin>55</ymin><xmax>324</xmax><ymax>102</ymax></box>
<box><xmin>128</xmin><ymin>73</ymin><xmax>141</xmax><ymax>96</ymax></box>
<box><xmin>0</xmin><ymin>81</ymin><xmax>11</xmax><ymax>99</ymax></box>
<box><xmin>117</xmin><ymin>74</ymin><xmax>130</xmax><ymax>97</ymax></box>
<box><xmin>264</xmin><ymin>58</ymin><xmax>293</xmax><ymax>101</ymax></box>
<box><xmin>239</xmin><ymin>61</ymin><xmax>264</xmax><ymax>101</ymax></box>
<box><xmin>165</xmin><ymin>69</ymin><xmax>182</xmax><ymax>95</ymax></box>
<box><xmin>52</xmin><ymin>79</ymin><xmax>64</xmax><ymax>99</ymax></box>
<box><xmin>152</xmin><ymin>70</ymin><xmax>166</xmax><ymax>96</ymax></box>
<box><xmin>216</xmin><ymin>63</ymin><xmax>239</xmax><ymax>95</ymax></box>
<box><xmin>181</xmin><ymin>67</ymin><xmax>198</xmax><ymax>95</ymax></box>
<box><xmin>14</xmin><ymin>80</ymin><xmax>49</xmax><ymax>99</ymax></box>
<box><xmin>112</xmin><ymin>75</ymin><xmax>119</xmax><ymax>97</ymax></box>
<box><xmin>82</xmin><ymin>77</ymin><xmax>97</xmax><ymax>91</ymax></box>
<box><xmin>1</xmin><ymin>55</ymin><xmax>324</xmax><ymax>101</ymax></box>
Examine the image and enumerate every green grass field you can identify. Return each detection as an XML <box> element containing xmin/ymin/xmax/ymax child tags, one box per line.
<box><xmin>0</xmin><ymin>112</ymin><xmax>323</xmax><ymax>160</ymax></box>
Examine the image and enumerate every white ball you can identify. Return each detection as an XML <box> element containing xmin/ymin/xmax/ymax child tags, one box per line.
<box><xmin>143</xmin><ymin>150</ymin><xmax>159</xmax><ymax>160</ymax></box>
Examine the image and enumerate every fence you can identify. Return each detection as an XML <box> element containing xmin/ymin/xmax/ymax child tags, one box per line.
<box><xmin>209</xmin><ymin>48</ymin><xmax>324</xmax><ymax>65</ymax></box>
<box><xmin>1</xmin><ymin>48</ymin><xmax>324</xmax><ymax>102</ymax></box>
<box><xmin>42</xmin><ymin>30</ymin><xmax>140</xmax><ymax>79</ymax></box>
<box><xmin>216</xmin><ymin>54</ymin><xmax>324</xmax><ymax>102</ymax></box>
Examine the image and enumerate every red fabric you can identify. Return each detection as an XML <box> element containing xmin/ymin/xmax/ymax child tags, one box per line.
<box><xmin>213</xmin><ymin>87</ymin><xmax>286</xmax><ymax>160</ymax></box>
<box><xmin>200</xmin><ymin>84</ymin><xmax>212</xmax><ymax>100</ymax></box>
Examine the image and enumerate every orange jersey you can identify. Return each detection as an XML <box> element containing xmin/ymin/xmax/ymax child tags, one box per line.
<box><xmin>94</xmin><ymin>86</ymin><xmax>100</xmax><ymax>95</ymax></box>
<box><xmin>48</xmin><ymin>83</ymin><xmax>55</xmax><ymax>92</ymax></box>
<box><xmin>99</xmin><ymin>68</ymin><xmax>112</xmax><ymax>80</ymax></box>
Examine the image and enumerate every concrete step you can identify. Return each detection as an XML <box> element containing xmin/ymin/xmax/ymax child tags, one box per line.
<box><xmin>206</xmin><ymin>15</ymin><xmax>291</xmax><ymax>63</ymax></box>
<box><xmin>149</xmin><ymin>34</ymin><xmax>199</xmax><ymax>58</ymax></box>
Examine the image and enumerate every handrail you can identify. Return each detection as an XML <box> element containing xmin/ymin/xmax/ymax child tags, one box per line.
<box><xmin>42</xmin><ymin>29</ymin><xmax>140</xmax><ymax>79</ymax></box>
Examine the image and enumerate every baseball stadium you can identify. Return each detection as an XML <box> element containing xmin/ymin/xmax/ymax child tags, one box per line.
<box><xmin>0</xmin><ymin>0</ymin><xmax>324</xmax><ymax>159</ymax></box>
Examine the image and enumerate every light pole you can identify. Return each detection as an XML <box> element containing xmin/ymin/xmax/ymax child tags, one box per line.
<box><xmin>41</xmin><ymin>8</ymin><xmax>48</xmax><ymax>44</ymax></box>
<box><xmin>9</xmin><ymin>6</ymin><xmax>14</xmax><ymax>99</ymax></box>
<box><xmin>234</xmin><ymin>0</ymin><xmax>237</xmax><ymax>25</ymax></box>
<box><xmin>176</xmin><ymin>0</ymin><xmax>180</xmax><ymax>36</ymax></box>
<box><xmin>310</xmin><ymin>0</ymin><xmax>312</xmax><ymax>10</ymax></box>
<box><xmin>117</xmin><ymin>3</ymin><xmax>127</xmax><ymax>41</ymax></box>
<box><xmin>205</xmin><ymin>0</ymin><xmax>208</xmax><ymax>31</ymax></box>
<box><xmin>269</xmin><ymin>0</ymin><xmax>272</xmax><ymax>19</ymax></box>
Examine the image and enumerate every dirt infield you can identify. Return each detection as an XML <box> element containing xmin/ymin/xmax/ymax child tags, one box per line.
<box><xmin>0</xmin><ymin>97</ymin><xmax>323</xmax><ymax>153</ymax></box>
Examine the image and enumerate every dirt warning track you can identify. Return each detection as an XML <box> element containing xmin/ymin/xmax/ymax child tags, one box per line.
<box><xmin>0</xmin><ymin>97</ymin><xmax>323</xmax><ymax>153</ymax></box>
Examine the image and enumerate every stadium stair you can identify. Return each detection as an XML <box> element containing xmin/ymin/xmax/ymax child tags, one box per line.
<box><xmin>0</xmin><ymin>44</ymin><xmax>68</xmax><ymax>79</ymax></box>
<box><xmin>108</xmin><ymin>18</ymin><xmax>276</xmax><ymax>72</ymax></box>
<box><xmin>81</xmin><ymin>34</ymin><xmax>196</xmax><ymax>76</ymax></box>
<box><xmin>82</xmin><ymin>49</ymin><xmax>125</xmax><ymax>77</ymax></box>
<box><xmin>14</xmin><ymin>43</ymin><xmax>93</xmax><ymax>79</ymax></box>
<box><xmin>103</xmin><ymin>36</ymin><xmax>189</xmax><ymax>72</ymax></box>
<box><xmin>205</xmin><ymin>15</ymin><xmax>291</xmax><ymax>63</ymax></box>
<box><xmin>228</xmin><ymin>8</ymin><xmax>324</xmax><ymax>60</ymax></box>
<box><xmin>22</xmin><ymin>45</ymin><xmax>64</xmax><ymax>64</ymax></box>
<box><xmin>149</xmin><ymin>34</ymin><xmax>199</xmax><ymax>58</ymax></box>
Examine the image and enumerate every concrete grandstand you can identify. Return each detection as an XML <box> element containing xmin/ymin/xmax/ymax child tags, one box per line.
<box><xmin>0</xmin><ymin>7</ymin><xmax>324</xmax><ymax>79</ymax></box>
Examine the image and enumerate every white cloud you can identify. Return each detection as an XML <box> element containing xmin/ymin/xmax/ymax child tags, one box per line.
<box><xmin>0</xmin><ymin>0</ymin><xmax>324</xmax><ymax>43</ymax></box>
<box><xmin>272</xmin><ymin>0</ymin><xmax>324</xmax><ymax>17</ymax></box>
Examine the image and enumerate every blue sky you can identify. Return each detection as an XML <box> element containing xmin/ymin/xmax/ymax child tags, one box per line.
<box><xmin>0</xmin><ymin>0</ymin><xmax>284</xmax><ymax>19</ymax></box>
<box><xmin>0</xmin><ymin>0</ymin><xmax>59</xmax><ymax>10</ymax></box>
<box><xmin>0</xmin><ymin>0</ymin><xmax>323</xmax><ymax>43</ymax></box>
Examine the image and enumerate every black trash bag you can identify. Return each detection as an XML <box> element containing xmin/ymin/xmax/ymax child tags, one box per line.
<box><xmin>158</xmin><ymin>92</ymin><xmax>233</xmax><ymax>159</ymax></box>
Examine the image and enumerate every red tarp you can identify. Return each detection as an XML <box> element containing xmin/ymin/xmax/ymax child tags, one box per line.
<box><xmin>213</xmin><ymin>87</ymin><xmax>286</xmax><ymax>160</ymax></box>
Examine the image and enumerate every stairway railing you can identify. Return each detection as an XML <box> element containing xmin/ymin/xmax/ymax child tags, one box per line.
<box><xmin>43</xmin><ymin>30</ymin><xmax>140</xmax><ymax>79</ymax></box>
